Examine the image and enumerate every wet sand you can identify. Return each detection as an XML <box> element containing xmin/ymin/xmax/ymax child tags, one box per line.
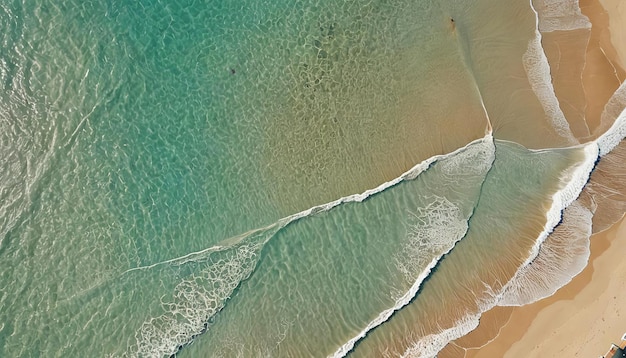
<box><xmin>597</xmin><ymin>0</ymin><xmax>626</xmax><ymax>70</ymax></box>
<box><xmin>438</xmin><ymin>0</ymin><xmax>626</xmax><ymax>356</ymax></box>
<box><xmin>580</xmin><ymin>0</ymin><xmax>626</xmax><ymax>137</ymax></box>
<box><xmin>540</xmin><ymin>0</ymin><xmax>625</xmax><ymax>140</ymax></box>
<box><xmin>463</xmin><ymin>215</ymin><xmax>626</xmax><ymax>358</ymax></box>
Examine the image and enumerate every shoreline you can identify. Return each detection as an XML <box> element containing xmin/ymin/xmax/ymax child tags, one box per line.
<box><xmin>439</xmin><ymin>0</ymin><xmax>626</xmax><ymax>356</ymax></box>
<box><xmin>465</xmin><ymin>214</ymin><xmax>626</xmax><ymax>358</ymax></box>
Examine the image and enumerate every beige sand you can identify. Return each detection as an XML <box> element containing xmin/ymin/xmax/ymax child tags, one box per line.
<box><xmin>464</xmin><ymin>215</ymin><xmax>626</xmax><ymax>358</ymax></box>
<box><xmin>502</xmin><ymin>217</ymin><xmax>626</xmax><ymax>357</ymax></box>
<box><xmin>536</xmin><ymin>0</ymin><xmax>624</xmax><ymax>141</ymax></box>
<box><xmin>598</xmin><ymin>0</ymin><xmax>626</xmax><ymax>70</ymax></box>
<box><xmin>580</xmin><ymin>0</ymin><xmax>626</xmax><ymax>136</ymax></box>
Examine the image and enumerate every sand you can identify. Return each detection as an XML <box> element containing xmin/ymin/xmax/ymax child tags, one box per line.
<box><xmin>460</xmin><ymin>215</ymin><xmax>626</xmax><ymax>358</ymax></box>
<box><xmin>580</xmin><ymin>0</ymin><xmax>626</xmax><ymax>137</ymax></box>
<box><xmin>532</xmin><ymin>0</ymin><xmax>625</xmax><ymax>141</ymax></box>
<box><xmin>597</xmin><ymin>0</ymin><xmax>626</xmax><ymax>70</ymax></box>
<box><xmin>437</xmin><ymin>1</ymin><xmax>626</xmax><ymax>357</ymax></box>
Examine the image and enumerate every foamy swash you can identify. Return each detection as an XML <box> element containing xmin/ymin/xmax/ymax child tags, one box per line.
<box><xmin>394</xmin><ymin>1</ymin><xmax>626</xmax><ymax>354</ymax></box>
<box><xmin>525</xmin><ymin>1</ymin><xmax>576</xmax><ymax>143</ymax></box>
<box><xmin>499</xmin><ymin>91</ymin><xmax>626</xmax><ymax>306</ymax></box>
<box><xmin>136</xmin><ymin>102</ymin><xmax>624</xmax><ymax>357</ymax></box>
<box><xmin>398</xmin><ymin>85</ymin><xmax>626</xmax><ymax>358</ymax></box>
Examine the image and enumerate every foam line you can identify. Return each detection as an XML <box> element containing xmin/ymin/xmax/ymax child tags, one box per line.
<box><xmin>330</xmin><ymin>245</ymin><xmax>466</xmax><ymax>358</ymax></box>
<box><xmin>279</xmin><ymin>133</ymin><xmax>494</xmax><ymax>225</ymax></box>
<box><xmin>401</xmin><ymin>313</ymin><xmax>482</xmax><ymax>358</ymax></box>
<box><xmin>128</xmin><ymin>133</ymin><xmax>495</xmax><ymax>273</ymax></box>
<box><xmin>129</xmin><ymin>134</ymin><xmax>495</xmax><ymax>357</ymax></box>
<box><xmin>121</xmin><ymin>225</ymin><xmax>278</xmax><ymax>274</ymax></box>
<box><xmin>380</xmin><ymin>1</ymin><xmax>626</xmax><ymax>352</ymax></box>
<box><xmin>497</xmin><ymin>201</ymin><xmax>592</xmax><ymax>306</ymax></box>
<box><xmin>532</xmin><ymin>0</ymin><xmax>591</xmax><ymax>32</ymax></box>
<box><xmin>497</xmin><ymin>85</ymin><xmax>626</xmax><ymax>306</ymax></box>
<box><xmin>498</xmin><ymin>140</ymin><xmax>598</xmax><ymax>306</ymax></box>
<box><xmin>404</xmin><ymin>105</ymin><xmax>626</xmax><ymax>354</ymax></box>
<box><xmin>329</xmin><ymin>140</ymin><xmax>496</xmax><ymax>358</ymax></box>
<box><xmin>525</xmin><ymin>0</ymin><xmax>578</xmax><ymax>144</ymax></box>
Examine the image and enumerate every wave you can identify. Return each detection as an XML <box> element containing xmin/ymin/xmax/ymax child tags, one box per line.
<box><xmin>525</xmin><ymin>1</ymin><xmax>577</xmax><ymax>144</ymax></box>
<box><xmin>400</xmin><ymin>87</ymin><xmax>626</xmax><ymax>358</ymax></box>
<box><xmin>327</xmin><ymin>139</ymin><xmax>496</xmax><ymax>358</ymax></box>
<box><xmin>500</xmin><ymin>94</ymin><xmax>626</xmax><ymax>307</ymax></box>
<box><xmin>401</xmin><ymin>313</ymin><xmax>481</xmax><ymax>358</ymax></box>
<box><xmin>127</xmin><ymin>227</ymin><xmax>277</xmax><ymax>357</ymax></box>
<box><xmin>332</xmin><ymin>251</ymin><xmax>461</xmax><ymax>358</ymax></box>
<box><xmin>578</xmin><ymin>140</ymin><xmax>626</xmax><ymax>233</ymax></box>
<box><xmin>126</xmin><ymin>3</ymin><xmax>626</xmax><ymax>354</ymax></box>
<box><xmin>532</xmin><ymin>0</ymin><xmax>591</xmax><ymax>32</ymax></box>
<box><xmin>126</xmin><ymin>134</ymin><xmax>495</xmax><ymax>357</ymax></box>
<box><xmin>130</xmin><ymin>241</ymin><xmax>265</xmax><ymax>357</ymax></box>
<box><xmin>597</xmin><ymin>81</ymin><xmax>626</xmax><ymax>155</ymax></box>
<box><xmin>497</xmin><ymin>201</ymin><xmax>592</xmax><ymax>306</ymax></box>
<box><xmin>398</xmin><ymin>140</ymin><xmax>598</xmax><ymax>357</ymax></box>
<box><xmin>330</xmin><ymin>200</ymin><xmax>470</xmax><ymax>358</ymax></box>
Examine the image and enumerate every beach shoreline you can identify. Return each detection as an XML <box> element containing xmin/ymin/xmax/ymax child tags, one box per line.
<box><xmin>438</xmin><ymin>0</ymin><xmax>626</xmax><ymax>356</ymax></box>
<box><xmin>459</xmin><ymin>214</ymin><xmax>626</xmax><ymax>358</ymax></box>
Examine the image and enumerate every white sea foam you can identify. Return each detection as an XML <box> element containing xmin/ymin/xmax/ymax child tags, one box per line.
<box><xmin>334</xmin><ymin>2</ymin><xmax>624</xmax><ymax>354</ymax></box>
<box><xmin>332</xmin><ymin>251</ymin><xmax>461</xmax><ymax>358</ymax></box>
<box><xmin>330</xmin><ymin>139</ymin><xmax>496</xmax><ymax>358</ymax></box>
<box><xmin>292</xmin><ymin>134</ymin><xmax>494</xmax><ymax>220</ymax></box>
<box><xmin>498</xmin><ymin>141</ymin><xmax>597</xmax><ymax>307</ymax></box>
<box><xmin>532</xmin><ymin>0</ymin><xmax>591</xmax><ymax>32</ymax></box>
<box><xmin>395</xmin><ymin>139</ymin><xmax>601</xmax><ymax>357</ymax></box>
<box><xmin>128</xmin><ymin>134</ymin><xmax>495</xmax><ymax>358</ymax></box>
<box><xmin>330</xmin><ymin>197</ymin><xmax>470</xmax><ymax>358</ymax></box>
<box><xmin>400</xmin><ymin>196</ymin><xmax>591</xmax><ymax>354</ymax></box>
<box><xmin>400</xmin><ymin>313</ymin><xmax>481</xmax><ymax>358</ymax></box>
<box><xmin>497</xmin><ymin>201</ymin><xmax>592</xmax><ymax>306</ymax></box>
<box><xmin>130</xmin><ymin>242</ymin><xmax>263</xmax><ymax>358</ymax></box>
<box><xmin>597</xmin><ymin>82</ymin><xmax>626</xmax><ymax>156</ymax></box>
<box><xmin>524</xmin><ymin>3</ymin><xmax>577</xmax><ymax>144</ymax></box>
<box><xmin>496</xmin><ymin>94</ymin><xmax>626</xmax><ymax>307</ymax></box>
<box><xmin>395</xmin><ymin>197</ymin><xmax>468</xmax><ymax>282</ymax></box>
<box><xmin>418</xmin><ymin>101</ymin><xmax>626</xmax><ymax>354</ymax></box>
<box><xmin>439</xmin><ymin>138</ymin><xmax>495</xmax><ymax>178</ymax></box>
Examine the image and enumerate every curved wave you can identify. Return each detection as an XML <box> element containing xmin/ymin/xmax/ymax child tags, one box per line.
<box><xmin>127</xmin><ymin>134</ymin><xmax>495</xmax><ymax>357</ymax></box>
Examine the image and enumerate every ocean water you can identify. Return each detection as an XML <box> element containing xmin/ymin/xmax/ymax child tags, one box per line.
<box><xmin>0</xmin><ymin>0</ymin><xmax>624</xmax><ymax>357</ymax></box>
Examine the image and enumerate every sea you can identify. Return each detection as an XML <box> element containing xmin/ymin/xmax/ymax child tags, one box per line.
<box><xmin>0</xmin><ymin>0</ymin><xmax>624</xmax><ymax>357</ymax></box>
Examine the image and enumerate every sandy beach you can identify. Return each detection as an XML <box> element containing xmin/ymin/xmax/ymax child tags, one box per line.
<box><xmin>457</xmin><ymin>215</ymin><xmax>626</xmax><ymax>358</ymax></box>
<box><xmin>438</xmin><ymin>1</ymin><xmax>626</xmax><ymax>356</ymax></box>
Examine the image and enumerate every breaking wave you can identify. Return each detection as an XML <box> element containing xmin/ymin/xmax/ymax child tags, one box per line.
<box><xmin>126</xmin><ymin>135</ymin><xmax>495</xmax><ymax>357</ymax></box>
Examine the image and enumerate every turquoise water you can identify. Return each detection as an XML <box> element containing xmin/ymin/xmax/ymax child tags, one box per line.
<box><xmin>0</xmin><ymin>0</ymin><xmax>623</xmax><ymax>357</ymax></box>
